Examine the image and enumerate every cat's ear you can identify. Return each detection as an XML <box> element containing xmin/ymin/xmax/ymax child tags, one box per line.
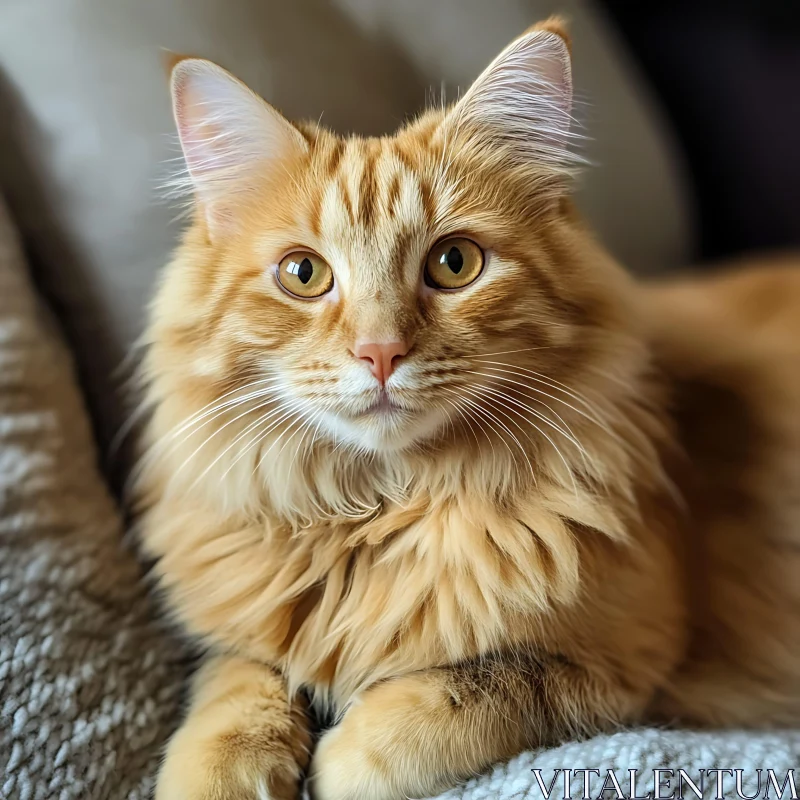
<box><xmin>170</xmin><ymin>58</ymin><xmax>307</xmax><ymax>235</ymax></box>
<box><xmin>445</xmin><ymin>18</ymin><xmax>577</xmax><ymax>175</ymax></box>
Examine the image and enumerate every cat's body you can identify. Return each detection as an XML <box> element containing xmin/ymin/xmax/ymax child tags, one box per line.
<box><xmin>644</xmin><ymin>261</ymin><xmax>800</xmax><ymax>727</ymax></box>
<box><xmin>140</xmin><ymin>21</ymin><xmax>800</xmax><ymax>800</ymax></box>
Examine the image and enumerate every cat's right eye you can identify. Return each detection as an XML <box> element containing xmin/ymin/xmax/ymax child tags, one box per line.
<box><xmin>277</xmin><ymin>251</ymin><xmax>334</xmax><ymax>299</ymax></box>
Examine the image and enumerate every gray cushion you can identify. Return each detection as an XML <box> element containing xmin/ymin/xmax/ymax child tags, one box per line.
<box><xmin>0</xmin><ymin>193</ymin><xmax>184</xmax><ymax>799</ymax></box>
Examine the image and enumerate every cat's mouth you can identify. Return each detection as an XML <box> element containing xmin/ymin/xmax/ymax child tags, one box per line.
<box><xmin>322</xmin><ymin>389</ymin><xmax>446</xmax><ymax>451</ymax></box>
<box><xmin>354</xmin><ymin>392</ymin><xmax>406</xmax><ymax>418</ymax></box>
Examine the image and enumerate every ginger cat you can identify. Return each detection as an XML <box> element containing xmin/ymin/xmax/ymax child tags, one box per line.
<box><xmin>138</xmin><ymin>18</ymin><xmax>800</xmax><ymax>800</ymax></box>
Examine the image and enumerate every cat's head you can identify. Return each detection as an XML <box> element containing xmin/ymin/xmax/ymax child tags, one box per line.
<box><xmin>148</xmin><ymin>19</ymin><xmax>639</xmax><ymax>477</ymax></box>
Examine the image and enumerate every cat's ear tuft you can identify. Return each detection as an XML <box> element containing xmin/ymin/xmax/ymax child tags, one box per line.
<box><xmin>162</xmin><ymin>50</ymin><xmax>196</xmax><ymax>77</ymax></box>
<box><xmin>525</xmin><ymin>15</ymin><xmax>572</xmax><ymax>54</ymax></box>
<box><xmin>446</xmin><ymin>23</ymin><xmax>577</xmax><ymax>175</ymax></box>
<box><xmin>170</xmin><ymin>58</ymin><xmax>307</xmax><ymax>235</ymax></box>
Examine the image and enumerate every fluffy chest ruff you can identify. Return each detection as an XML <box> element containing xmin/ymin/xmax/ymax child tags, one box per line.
<box><xmin>141</xmin><ymin>417</ymin><xmax>663</xmax><ymax>711</ymax></box>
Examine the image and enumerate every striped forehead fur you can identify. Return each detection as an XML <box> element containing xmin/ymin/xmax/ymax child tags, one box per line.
<box><xmin>163</xmin><ymin>27</ymin><xmax>583</xmax><ymax>223</ymax></box>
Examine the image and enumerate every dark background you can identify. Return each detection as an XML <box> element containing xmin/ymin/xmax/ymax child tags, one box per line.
<box><xmin>601</xmin><ymin>0</ymin><xmax>800</xmax><ymax>262</ymax></box>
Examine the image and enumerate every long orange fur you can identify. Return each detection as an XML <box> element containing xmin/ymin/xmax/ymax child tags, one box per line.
<box><xmin>138</xmin><ymin>19</ymin><xmax>800</xmax><ymax>800</ymax></box>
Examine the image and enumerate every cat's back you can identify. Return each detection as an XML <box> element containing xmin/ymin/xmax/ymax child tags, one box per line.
<box><xmin>641</xmin><ymin>256</ymin><xmax>800</xmax><ymax>475</ymax></box>
<box><xmin>643</xmin><ymin>255</ymin><xmax>800</xmax><ymax>347</ymax></box>
<box><xmin>639</xmin><ymin>256</ymin><xmax>800</xmax><ymax>726</ymax></box>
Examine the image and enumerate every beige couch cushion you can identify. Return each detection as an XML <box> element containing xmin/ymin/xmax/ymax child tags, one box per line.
<box><xmin>0</xmin><ymin>0</ymin><xmax>691</xmax><ymax>454</ymax></box>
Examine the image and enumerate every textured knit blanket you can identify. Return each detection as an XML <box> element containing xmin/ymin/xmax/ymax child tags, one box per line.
<box><xmin>0</xmin><ymin>198</ymin><xmax>184</xmax><ymax>799</ymax></box>
<box><xmin>0</xmin><ymin>194</ymin><xmax>797</xmax><ymax>799</ymax></box>
<box><xmin>436</xmin><ymin>729</ymin><xmax>800</xmax><ymax>799</ymax></box>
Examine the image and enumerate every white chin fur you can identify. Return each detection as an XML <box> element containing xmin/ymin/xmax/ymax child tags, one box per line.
<box><xmin>317</xmin><ymin>407</ymin><xmax>447</xmax><ymax>453</ymax></box>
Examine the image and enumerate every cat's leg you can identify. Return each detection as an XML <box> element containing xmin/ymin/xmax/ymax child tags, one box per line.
<box><xmin>309</xmin><ymin>652</ymin><xmax>644</xmax><ymax>800</ymax></box>
<box><xmin>156</xmin><ymin>655</ymin><xmax>310</xmax><ymax>800</ymax></box>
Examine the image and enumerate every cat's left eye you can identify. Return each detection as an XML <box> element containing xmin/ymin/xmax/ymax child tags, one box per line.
<box><xmin>277</xmin><ymin>251</ymin><xmax>334</xmax><ymax>299</ymax></box>
<box><xmin>424</xmin><ymin>238</ymin><xmax>484</xmax><ymax>290</ymax></box>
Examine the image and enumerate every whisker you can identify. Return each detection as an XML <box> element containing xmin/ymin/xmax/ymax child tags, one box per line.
<box><xmin>472</xmin><ymin>361</ymin><xmax>618</xmax><ymax>433</ymax></box>
<box><xmin>472</xmin><ymin>346</ymin><xmax>557</xmax><ymax>358</ymax></box>
<box><xmin>436</xmin><ymin>383</ymin><xmax>506</xmax><ymax>458</ymax></box>
<box><xmin>459</xmin><ymin>382</ymin><xmax>577</xmax><ymax>492</ymax></box>
<box><xmin>126</xmin><ymin>385</ymin><xmax>282</xmax><ymax>499</ymax></box>
<box><xmin>451</xmin><ymin>395</ymin><xmax>485</xmax><ymax>453</ymax></box>
<box><xmin>475</xmin><ymin>359</ymin><xmax>608</xmax><ymax>414</ymax></box>
<box><xmin>440</xmin><ymin>385</ymin><xmax>536</xmax><ymax>482</ymax></box>
<box><xmin>189</xmin><ymin>398</ymin><xmax>298</xmax><ymax>487</ymax></box>
<box><xmin>435</xmin><ymin>398</ymin><xmax>457</xmax><ymax>443</ymax></box>
<box><xmin>297</xmin><ymin>401</ymin><xmax>332</xmax><ymax>467</ymax></box>
<box><xmin>133</xmin><ymin>375</ymin><xmax>282</xmax><ymax>471</ymax></box>
<box><xmin>280</xmin><ymin>396</ymin><xmax>336</xmax><ymax>469</ymax></box>
<box><xmin>254</xmin><ymin>402</ymin><xmax>317</xmax><ymax>474</ymax></box>
<box><xmin>473</xmin><ymin>363</ymin><xmax>662</xmax><ymax>486</ymax></box>
<box><xmin>173</xmin><ymin>392</ymin><xmax>285</xmax><ymax>480</ymax></box>
<box><xmin>228</xmin><ymin>399</ymin><xmax>312</xmax><ymax>481</ymax></box>
<box><xmin>465</xmin><ymin>376</ymin><xmax>592</xmax><ymax>478</ymax></box>
<box><xmin>464</xmin><ymin>372</ymin><xmax>585</xmax><ymax>449</ymax></box>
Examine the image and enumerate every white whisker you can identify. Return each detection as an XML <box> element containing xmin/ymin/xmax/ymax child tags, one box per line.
<box><xmin>440</xmin><ymin>385</ymin><xmax>536</xmax><ymax>482</ymax></box>
<box><xmin>473</xmin><ymin>360</ymin><xmax>618</xmax><ymax>432</ymax></box>
<box><xmin>465</xmin><ymin>382</ymin><xmax>578</xmax><ymax>495</ymax></box>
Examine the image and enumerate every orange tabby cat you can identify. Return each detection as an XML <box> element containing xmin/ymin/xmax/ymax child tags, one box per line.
<box><xmin>138</xmin><ymin>18</ymin><xmax>800</xmax><ymax>800</ymax></box>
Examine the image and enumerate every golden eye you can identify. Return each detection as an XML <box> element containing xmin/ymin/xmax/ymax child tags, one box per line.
<box><xmin>424</xmin><ymin>238</ymin><xmax>484</xmax><ymax>290</ymax></box>
<box><xmin>277</xmin><ymin>251</ymin><xmax>334</xmax><ymax>298</ymax></box>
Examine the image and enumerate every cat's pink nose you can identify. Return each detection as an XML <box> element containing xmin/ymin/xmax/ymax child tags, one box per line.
<box><xmin>353</xmin><ymin>340</ymin><xmax>410</xmax><ymax>385</ymax></box>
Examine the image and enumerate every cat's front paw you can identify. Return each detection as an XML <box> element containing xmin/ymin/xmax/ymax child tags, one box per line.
<box><xmin>156</xmin><ymin>724</ymin><xmax>302</xmax><ymax>800</ymax></box>
<box><xmin>309</xmin><ymin>708</ymin><xmax>394</xmax><ymax>800</ymax></box>
<box><xmin>308</xmin><ymin>674</ymin><xmax>458</xmax><ymax>800</ymax></box>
